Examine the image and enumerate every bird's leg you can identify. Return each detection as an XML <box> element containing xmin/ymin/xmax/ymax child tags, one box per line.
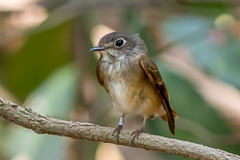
<box><xmin>112</xmin><ymin>115</ymin><xmax>125</xmax><ymax>142</ymax></box>
<box><xmin>131</xmin><ymin>116</ymin><xmax>147</xmax><ymax>143</ymax></box>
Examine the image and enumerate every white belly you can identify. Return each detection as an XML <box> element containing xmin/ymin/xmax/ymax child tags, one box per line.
<box><xmin>108</xmin><ymin>76</ymin><xmax>157</xmax><ymax>116</ymax></box>
<box><xmin>109</xmin><ymin>80</ymin><xmax>132</xmax><ymax>114</ymax></box>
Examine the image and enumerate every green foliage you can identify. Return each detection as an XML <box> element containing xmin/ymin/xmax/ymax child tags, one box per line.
<box><xmin>1</xmin><ymin>22</ymin><xmax>72</xmax><ymax>100</ymax></box>
<box><xmin>162</xmin><ymin>15</ymin><xmax>240</xmax><ymax>89</ymax></box>
<box><xmin>1</xmin><ymin>64</ymin><xmax>78</xmax><ymax>160</ymax></box>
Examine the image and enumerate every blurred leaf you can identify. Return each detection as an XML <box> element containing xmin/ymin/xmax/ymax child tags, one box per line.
<box><xmin>162</xmin><ymin>15</ymin><xmax>240</xmax><ymax>89</ymax></box>
<box><xmin>2</xmin><ymin>64</ymin><xmax>78</xmax><ymax>160</ymax></box>
<box><xmin>1</xmin><ymin>22</ymin><xmax>72</xmax><ymax>100</ymax></box>
<box><xmin>25</xmin><ymin>64</ymin><xmax>78</xmax><ymax>117</ymax></box>
<box><xmin>162</xmin><ymin>15</ymin><xmax>213</xmax><ymax>43</ymax></box>
<box><xmin>191</xmin><ymin>35</ymin><xmax>240</xmax><ymax>89</ymax></box>
<box><xmin>180</xmin><ymin>1</ymin><xmax>234</xmax><ymax>10</ymax></box>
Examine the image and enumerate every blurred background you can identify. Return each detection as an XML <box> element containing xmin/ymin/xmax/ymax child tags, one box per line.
<box><xmin>0</xmin><ymin>0</ymin><xmax>240</xmax><ymax>159</ymax></box>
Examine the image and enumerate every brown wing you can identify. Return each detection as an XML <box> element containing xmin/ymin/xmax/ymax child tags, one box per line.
<box><xmin>97</xmin><ymin>60</ymin><xmax>104</xmax><ymax>86</ymax></box>
<box><xmin>139</xmin><ymin>54</ymin><xmax>177</xmax><ymax>135</ymax></box>
<box><xmin>96</xmin><ymin>58</ymin><xmax>109</xmax><ymax>92</ymax></box>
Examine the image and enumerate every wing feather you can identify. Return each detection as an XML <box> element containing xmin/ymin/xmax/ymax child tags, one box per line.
<box><xmin>139</xmin><ymin>54</ymin><xmax>177</xmax><ymax>135</ymax></box>
<box><xmin>97</xmin><ymin>61</ymin><xmax>104</xmax><ymax>86</ymax></box>
<box><xmin>97</xmin><ymin>58</ymin><xmax>109</xmax><ymax>92</ymax></box>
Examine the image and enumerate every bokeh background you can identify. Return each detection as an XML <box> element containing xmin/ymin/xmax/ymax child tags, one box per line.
<box><xmin>0</xmin><ymin>0</ymin><xmax>240</xmax><ymax>159</ymax></box>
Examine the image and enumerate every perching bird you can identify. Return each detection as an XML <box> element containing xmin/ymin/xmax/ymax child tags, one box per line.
<box><xmin>90</xmin><ymin>32</ymin><xmax>178</xmax><ymax>142</ymax></box>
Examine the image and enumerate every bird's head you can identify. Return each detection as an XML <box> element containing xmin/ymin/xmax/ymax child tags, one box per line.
<box><xmin>90</xmin><ymin>32</ymin><xmax>147</xmax><ymax>58</ymax></box>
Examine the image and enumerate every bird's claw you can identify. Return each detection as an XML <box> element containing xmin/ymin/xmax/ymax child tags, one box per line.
<box><xmin>131</xmin><ymin>128</ymin><xmax>144</xmax><ymax>143</ymax></box>
<box><xmin>112</xmin><ymin>125</ymin><xmax>123</xmax><ymax>142</ymax></box>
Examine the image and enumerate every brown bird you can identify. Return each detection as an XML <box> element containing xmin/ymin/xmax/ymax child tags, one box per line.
<box><xmin>90</xmin><ymin>32</ymin><xmax>178</xmax><ymax>142</ymax></box>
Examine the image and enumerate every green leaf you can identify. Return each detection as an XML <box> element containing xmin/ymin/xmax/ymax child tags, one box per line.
<box><xmin>2</xmin><ymin>64</ymin><xmax>78</xmax><ymax>160</ymax></box>
<box><xmin>1</xmin><ymin>22</ymin><xmax>72</xmax><ymax>100</ymax></box>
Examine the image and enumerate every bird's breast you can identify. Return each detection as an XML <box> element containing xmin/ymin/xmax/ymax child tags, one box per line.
<box><xmin>99</xmin><ymin>55</ymin><xmax>142</xmax><ymax>112</ymax></box>
<box><xmin>98</xmin><ymin>55</ymin><xmax>162</xmax><ymax>116</ymax></box>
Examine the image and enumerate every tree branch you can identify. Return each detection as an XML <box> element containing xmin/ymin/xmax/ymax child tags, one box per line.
<box><xmin>0</xmin><ymin>97</ymin><xmax>239</xmax><ymax>160</ymax></box>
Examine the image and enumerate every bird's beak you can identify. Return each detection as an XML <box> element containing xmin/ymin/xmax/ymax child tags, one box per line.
<box><xmin>89</xmin><ymin>46</ymin><xmax>106</xmax><ymax>52</ymax></box>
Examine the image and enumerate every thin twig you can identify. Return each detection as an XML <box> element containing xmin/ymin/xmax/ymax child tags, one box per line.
<box><xmin>0</xmin><ymin>97</ymin><xmax>239</xmax><ymax>160</ymax></box>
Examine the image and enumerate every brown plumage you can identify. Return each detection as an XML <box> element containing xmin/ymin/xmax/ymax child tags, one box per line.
<box><xmin>90</xmin><ymin>32</ymin><xmax>178</xmax><ymax>142</ymax></box>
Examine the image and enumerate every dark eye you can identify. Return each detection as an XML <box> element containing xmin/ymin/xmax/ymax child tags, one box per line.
<box><xmin>114</xmin><ymin>38</ymin><xmax>126</xmax><ymax>47</ymax></box>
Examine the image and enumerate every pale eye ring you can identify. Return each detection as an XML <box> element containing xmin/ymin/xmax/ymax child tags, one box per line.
<box><xmin>114</xmin><ymin>38</ymin><xmax>126</xmax><ymax>48</ymax></box>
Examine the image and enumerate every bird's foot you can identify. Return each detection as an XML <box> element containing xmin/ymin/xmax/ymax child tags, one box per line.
<box><xmin>112</xmin><ymin>125</ymin><xmax>123</xmax><ymax>143</ymax></box>
<box><xmin>131</xmin><ymin>128</ymin><xmax>144</xmax><ymax>143</ymax></box>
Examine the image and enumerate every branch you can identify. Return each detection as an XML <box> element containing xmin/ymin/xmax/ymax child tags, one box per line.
<box><xmin>0</xmin><ymin>97</ymin><xmax>239</xmax><ymax>160</ymax></box>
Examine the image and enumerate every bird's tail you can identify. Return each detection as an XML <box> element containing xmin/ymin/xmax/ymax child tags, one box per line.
<box><xmin>161</xmin><ymin>106</ymin><xmax>178</xmax><ymax>122</ymax></box>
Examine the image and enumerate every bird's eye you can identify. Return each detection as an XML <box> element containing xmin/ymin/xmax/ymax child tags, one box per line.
<box><xmin>114</xmin><ymin>38</ymin><xmax>126</xmax><ymax>47</ymax></box>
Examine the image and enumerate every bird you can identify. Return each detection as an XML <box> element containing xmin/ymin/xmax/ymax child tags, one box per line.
<box><xmin>90</xmin><ymin>32</ymin><xmax>178</xmax><ymax>142</ymax></box>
